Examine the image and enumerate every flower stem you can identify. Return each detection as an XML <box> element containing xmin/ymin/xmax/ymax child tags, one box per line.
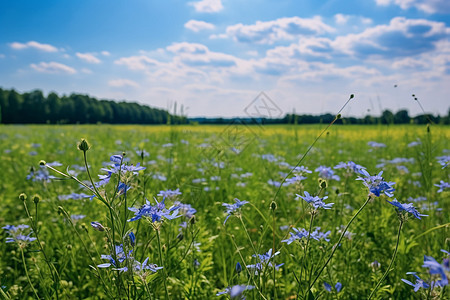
<box><xmin>308</xmin><ymin>196</ymin><xmax>371</xmax><ymax>292</ymax></box>
<box><xmin>20</xmin><ymin>247</ymin><xmax>40</xmax><ymax>299</ymax></box>
<box><xmin>156</xmin><ymin>228</ymin><xmax>170</xmax><ymax>299</ymax></box>
<box><xmin>368</xmin><ymin>219</ymin><xmax>403</xmax><ymax>299</ymax></box>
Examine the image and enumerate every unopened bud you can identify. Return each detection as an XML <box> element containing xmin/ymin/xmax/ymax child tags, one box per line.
<box><xmin>350</xmin><ymin>94</ymin><xmax>354</xmax><ymax>99</ymax></box>
<box><xmin>336</xmin><ymin>114</ymin><xmax>341</xmax><ymax>119</ymax></box>
<box><xmin>19</xmin><ymin>193</ymin><xmax>27</xmax><ymax>202</ymax></box>
<box><xmin>77</xmin><ymin>139</ymin><xmax>90</xmax><ymax>152</ymax></box>
<box><xmin>270</xmin><ymin>201</ymin><xmax>277</xmax><ymax>211</ymax></box>
<box><xmin>39</xmin><ymin>160</ymin><xmax>46</xmax><ymax>166</ymax></box>
<box><xmin>90</xmin><ymin>221</ymin><xmax>105</xmax><ymax>232</ymax></box>
<box><xmin>32</xmin><ymin>194</ymin><xmax>41</xmax><ymax>204</ymax></box>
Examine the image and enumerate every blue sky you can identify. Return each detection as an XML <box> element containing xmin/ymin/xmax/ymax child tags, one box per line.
<box><xmin>1</xmin><ymin>0</ymin><xmax>449</xmax><ymax>117</ymax></box>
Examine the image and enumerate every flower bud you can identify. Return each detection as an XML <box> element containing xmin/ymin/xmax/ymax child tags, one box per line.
<box><xmin>77</xmin><ymin>139</ymin><xmax>90</xmax><ymax>152</ymax></box>
<box><xmin>90</xmin><ymin>221</ymin><xmax>105</xmax><ymax>232</ymax></box>
<box><xmin>236</xmin><ymin>262</ymin><xmax>242</xmax><ymax>274</ymax></box>
<box><xmin>19</xmin><ymin>193</ymin><xmax>27</xmax><ymax>202</ymax></box>
<box><xmin>33</xmin><ymin>194</ymin><xmax>41</xmax><ymax>204</ymax></box>
<box><xmin>39</xmin><ymin>160</ymin><xmax>46</xmax><ymax>166</ymax></box>
<box><xmin>350</xmin><ymin>94</ymin><xmax>354</xmax><ymax>99</ymax></box>
<box><xmin>270</xmin><ymin>201</ymin><xmax>277</xmax><ymax>211</ymax></box>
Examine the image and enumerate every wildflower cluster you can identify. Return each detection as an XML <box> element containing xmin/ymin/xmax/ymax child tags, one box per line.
<box><xmin>282</xmin><ymin>227</ymin><xmax>331</xmax><ymax>245</ymax></box>
<box><xmin>222</xmin><ymin>198</ymin><xmax>249</xmax><ymax>224</ymax></box>
<box><xmin>356</xmin><ymin>170</ymin><xmax>395</xmax><ymax>197</ymax></box>
<box><xmin>296</xmin><ymin>191</ymin><xmax>334</xmax><ymax>210</ymax></box>
<box><xmin>128</xmin><ymin>197</ymin><xmax>179</xmax><ymax>222</ymax></box>
<box><xmin>2</xmin><ymin>225</ymin><xmax>36</xmax><ymax>246</ymax></box>
<box><xmin>246</xmin><ymin>248</ymin><xmax>284</xmax><ymax>275</ymax></box>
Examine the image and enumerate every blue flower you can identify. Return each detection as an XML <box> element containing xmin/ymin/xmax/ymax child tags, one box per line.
<box><xmin>315</xmin><ymin>166</ymin><xmax>340</xmax><ymax>181</ymax></box>
<box><xmin>174</xmin><ymin>201</ymin><xmax>197</xmax><ymax>219</ymax></box>
<box><xmin>58</xmin><ymin>192</ymin><xmax>91</xmax><ymax>201</ymax></box>
<box><xmin>324</xmin><ymin>282</ymin><xmax>342</xmax><ymax>293</ymax></box>
<box><xmin>282</xmin><ymin>227</ymin><xmax>331</xmax><ymax>245</ymax></box>
<box><xmin>434</xmin><ymin>180</ymin><xmax>449</xmax><ymax>193</ymax></box>
<box><xmin>296</xmin><ymin>191</ymin><xmax>334</xmax><ymax>210</ymax></box>
<box><xmin>222</xmin><ymin>198</ymin><xmax>249</xmax><ymax>224</ymax></box>
<box><xmin>422</xmin><ymin>255</ymin><xmax>449</xmax><ymax>287</ymax></box>
<box><xmin>128</xmin><ymin>197</ymin><xmax>179</xmax><ymax>222</ymax></box>
<box><xmin>98</xmin><ymin>244</ymin><xmax>132</xmax><ymax>269</ymax></box>
<box><xmin>157</xmin><ymin>188</ymin><xmax>182</xmax><ymax>198</ymax></box>
<box><xmin>334</xmin><ymin>161</ymin><xmax>366</xmax><ymax>175</ymax></box>
<box><xmin>246</xmin><ymin>249</ymin><xmax>284</xmax><ymax>275</ymax></box>
<box><xmin>356</xmin><ymin>170</ymin><xmax>395</xmax><ymax>197</ymax></box>
<box><xmin>91</xmin><ymin>221</ymin><xmax>105</xmax><ymax>231</ymax></box>
<box><xmin>236</xmin><ymin>262</ymin><xmax>242</xmax><ymax>274</ymax></box>
<box><xmin>436</xmin><ymin>155</ymin><xmax>449</xmax><ymax>169</ymax></box>
<box><xmin>216</xmin><ymin>285</ymin><xmax>255</xmax><ymax>298</ymax></box>
<box><xmin>386</xmin><ymin>199</ymin><xmax>427</xmax><ymax>219</ymax></box>
<box><xmin>401</xmin><ymin>272</ymin><xmax>430</xmax><ymax>292</ymax></box>
<box><xmin>2</xmin><ymin>225</ymin><xmax>37</xmax><ymax>245</ymax></box>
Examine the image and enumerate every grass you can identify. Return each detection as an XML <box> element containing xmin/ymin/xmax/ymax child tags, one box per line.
<box><xmin>0</xmin><ymin>123</ymin><xmax>448</xmax><ymax>299</ymax></box>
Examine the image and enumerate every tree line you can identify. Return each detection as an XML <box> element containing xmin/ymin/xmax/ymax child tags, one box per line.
<box><xmin>0</xmin><ymin>88</ymin><xmax>186</xmax><ymax>124</ymax></box>
<box><xmin>0</xmin><ymin>88</ymin><xmax>448</xmax><ymax>125</ymax></box>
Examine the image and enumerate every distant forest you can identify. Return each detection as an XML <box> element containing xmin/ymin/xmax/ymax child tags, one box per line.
<box><xmin>0</xmin><ymin>88</ymin><xmax>449</xmax><ymax>125</ymax></box>
<box><xmin>0</xmin><ymin>88</ymin><xmax>185</xmax><ymax>124</ymax></box>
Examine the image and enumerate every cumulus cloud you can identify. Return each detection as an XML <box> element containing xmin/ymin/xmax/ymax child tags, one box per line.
<box><xmin>76</xmin><ymin>52</ymin><xmax>101</xmax><ymax>64</ymax></box>
<box><xmin>101</xmin><ymin>51</ymin><xmax>111</xmax><ymax>56</ymax></box>
<box><xmin>335</xmin><ymin>14</ymin><xmax>350</xmax><ymax>25</ymax></box>
<box><xmin>189</xmin><ymin>0</ymin><xmax>223</xmax><ymax>13</ymax></box>
<box><xmin>30</xmin><ymin>62</ymin><xmax>76</xmax><ymax>74</ymax></box>
<box><xmin>333</xmin><ymin>17</ymin><xmax>450</xmax><ymax>58</ymax></box>
<box><xmin>375</xmin><ymin>0</ymin><xmax>450</xmax><ymax>14</ymax></box>
<box><xmin>224</xmin><ymin>16</ymin><xmax>335</xmax><ymax>44</ymax></box>
<box><xmin>9</xmin><ymin>41</ymin><xmax>58</xmax><ymax>52</ymax></box>
<box><xmin>184</xmin><ymin>20</ymin><xmax>215</xmax><ymax>32</ymax></box>
<box><xmin>166</xmin><ymin>42</ymin><xmax>237</xmax><ymax>67</ymax></box>
<box><xmin>108</xmin><ymin>79</ymin><xmax>139</xmax><ymax>88</ymax></box>
<box><xmin>114</xmin><ymin>55</ymin><xmax>160</xmax><ymax>71</ymax></box>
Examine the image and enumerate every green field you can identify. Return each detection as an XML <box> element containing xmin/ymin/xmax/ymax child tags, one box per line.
<box><xmin>0</xmin><ymin>124</ymin><xmax>449</xmax><ymax>299</ymax></box>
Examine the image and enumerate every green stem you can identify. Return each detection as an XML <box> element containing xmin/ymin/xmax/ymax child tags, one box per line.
<box><xmin>308</xmin><ymin>196</ymin><xmax>371</xmax><ymax>292</ymax></box>
<box><xmin>156</xmin><ymin>227</ymin><xmax>170</xmax><ymax>299</ymax></box>
<box><xmin>368</xmin><ymin>219</ymin><xmax>403</xmax><ymax>300</ymax></box>
<box><xmin>300</xmin><ymin>212</ymin><xmax>315</xmax><ymax>298</ymax></box>
<box><xmin>20</xmin><ymin>248</ymin><xmax>40</xmax><ymax>299</ymax></box>
<box><xmin>239</xmin><ymin>216</ymin><xmax>258</xmax><ymax>257</ymax></box>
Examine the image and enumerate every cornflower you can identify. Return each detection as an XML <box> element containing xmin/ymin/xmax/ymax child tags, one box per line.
<box><xmin>401</xmin><ymin>272</ymin><xmax>430</xmax><ymax>292</ymax></box>
<box><xmin>296</xmin><ymin>191</ymin><xmax>334</xmax><ymax>210</ymax></box>
<box><xmin>128</xmin><ymin>197</ymin><xmax>179</xmax><ymax>222</ymax></box>
<box><xmin>315</xmin><ymin>166</ymin><xmax>340</xmax><ymax>181</ymax></box>
<box><xmin>356</xmin><ymin>170</ymin><xmax>395</xmax><ymax>197</ymax></box>
<box><xmin>434</xmin><ymin>180</ymin><xmax>449</xmax><ymax>193</ymax></box>
<box><xmin>246</xmin><ymin>248</ymin><xmax>284</xmax><ymax>275</ymax></box>
<box><xmin>2</xmin><ymin>225</ymin><xmax>37</xmax><ymax>246</ymax></box>
<box><xmin>386</xmin><ymin>199</ymin><xmax>427</xmax><ymax>219</ymax></box>
<box><xmin>222</xmin><ymin>198</ymin><xmax>249</xmax><ymax>224</ymax></box>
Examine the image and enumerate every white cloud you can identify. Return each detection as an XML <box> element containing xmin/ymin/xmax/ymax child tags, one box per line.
<box><xmin>30</xmin><ymin>62</ymin><xmax>76</xmax><ymax>74</ymax></box>
<box><xmin>101</xmin><ymin>51</ymin><xmax>111</xmax><ymax>56</ymax></box>
<box><xmin>333</xmin><ymin>17</ymin><xmax>450</xmax><ymax>58</ymax></box>
<box><xmin>189</xmin><ymin>0</ymin><xmax>223</xmax><ymax>13</ymax></box>
<box><xmin>76</xmin><ymin>52</ymin><xmax>101</xmax><ymax>64</ymax></box>
<box><xmin>224</xmin><ymin>16</ymin><xmax>335</xmax><ymax>44</ymax></box>
<box><xmin>114</xmin><ymin>55</ymin><xmax>160</xmax><ymax>71</ymax></box>
<box><xmin>184</xmin><ymin>20</ymin><xmax>215</xmax><ymax>32</ymax></box>
<box><xmin>335</xmin><ymin>14</ymin><xmax>350</xmax><ymax>25</ymax></box>
<box><xmin>9</xmin><ymin>41</ymin><xmax>58</xmax><ymax>52</ymax></box>
<box><xmin>108</xmin><ymin>79</ymin><xmax>139</xmax><ymax>88</ymax></box>
<box><xmin>0</xmin><ymin>54</ymin><xmax>5</xmax><ymax>59</ymax></box>
<box><xmin>375</xmin><ymin>0</ymin><xmax>450</xmax><ymax>14</ymax></box>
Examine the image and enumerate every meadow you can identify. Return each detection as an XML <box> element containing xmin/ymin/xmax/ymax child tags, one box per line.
<box><xmin>0</xmin><ymin>123</ymin><xmax>448</xmax><ymax>299</ymax></box>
